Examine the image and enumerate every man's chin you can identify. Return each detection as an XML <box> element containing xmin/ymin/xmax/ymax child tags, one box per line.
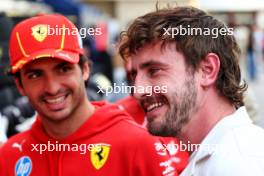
<box><xmin>40</xmin><ymin>109</ymin><xmax>70</xmax><ymax>122</ymax></box>
<box><xmin>147</xmin><ymin>121</ymin><xmax>178</xmax><ymax>137</ymax></box>
<box><xmin>147</xmin><ymin>121</ymin><xmax>173</xmax><ymax>137</ymax></box>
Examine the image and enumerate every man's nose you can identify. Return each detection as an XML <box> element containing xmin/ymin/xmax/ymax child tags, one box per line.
<box><xmin>43</xmin><ymin>74</ymin><xmax>61</xmax><ymax>95</ymax></box>
<box><xmin>133</xmin><ymin>74</ymin><xmax>152</xmax><ymax>99</ymax></box>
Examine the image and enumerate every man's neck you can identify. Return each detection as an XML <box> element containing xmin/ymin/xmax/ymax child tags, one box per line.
<box><xmin>178</xmin><ymin>94</ymin><xmax>236</xmax><ymax>149</ymax></box>
<box><xmin>42</xmin><ymin>100</ymin><xmax>95</xmax><ymax>140</ymax></box>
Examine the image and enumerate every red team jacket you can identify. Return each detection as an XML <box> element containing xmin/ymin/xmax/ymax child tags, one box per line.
<box><xmin>117</xmin><ymin>96</ymin><xmax>189</xmax><ymax>173</ymax></box>
<box><xmin>0</xmin><ymin>101</ymin><xmax>180</xmax><ymax>176</ymax></box>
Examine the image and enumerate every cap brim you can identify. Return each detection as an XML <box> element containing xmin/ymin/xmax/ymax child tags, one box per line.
<box><xmin>11</xmin><ymin>49</ymin><xmax>83</xmax><ymax>74</ymax></box>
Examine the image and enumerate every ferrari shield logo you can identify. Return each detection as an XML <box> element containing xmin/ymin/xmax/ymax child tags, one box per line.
<box><xmin>90</xmin><ymin>143</ymin><xmax>110</xmax><ymax>170</ymax></box>
<box><xmin>31</xmin><ymin>24</ymin><xmax>48</xmax><ymax>42</ymax></box>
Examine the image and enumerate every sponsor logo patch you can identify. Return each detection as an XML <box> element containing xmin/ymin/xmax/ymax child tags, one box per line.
<box><xmin>15</xmin><ymin>156</ymin><xmax>32</xmax><ymax>176</ymax></box>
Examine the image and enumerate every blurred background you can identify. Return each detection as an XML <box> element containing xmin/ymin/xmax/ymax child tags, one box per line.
<box><xmin>0</xmin><ymin>0</ymin><xmax>264</xmax><ymax>141</ymax></box>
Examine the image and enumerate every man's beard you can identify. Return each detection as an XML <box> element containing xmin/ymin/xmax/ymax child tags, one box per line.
<box><xmin>147</xmin><ymin>76</ymin><xmax>197</xmax><ymax>137</ymax></box>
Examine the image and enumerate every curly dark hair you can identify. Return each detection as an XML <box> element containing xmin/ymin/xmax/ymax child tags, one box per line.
<box><xmin>119</xmin><ymin>6</ymin><xmax>247</xmax><ymax>107</ymax></box>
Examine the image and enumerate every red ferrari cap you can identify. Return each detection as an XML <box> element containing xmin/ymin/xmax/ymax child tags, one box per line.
<box><xmin>9</xmin><ymin>14</ymin><xmax>84</xmax><ymax>73</ymax></box>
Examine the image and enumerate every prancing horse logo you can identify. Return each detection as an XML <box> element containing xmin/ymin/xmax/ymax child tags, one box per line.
<box><xmin>31</xmin><ymin>24</ymin><xmax>48</xmax><ymax>42</ymax></box>
<box><xmin>90</xmin><ymin>143</ymin><xmax>110</xmax><ymax>170</ymax></box>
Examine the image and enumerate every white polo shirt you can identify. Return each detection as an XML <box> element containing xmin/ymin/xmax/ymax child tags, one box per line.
<box><xmin>180</xmin><ymin>107</ymin><xmax>264</xmax><ymax>176</ymax></box>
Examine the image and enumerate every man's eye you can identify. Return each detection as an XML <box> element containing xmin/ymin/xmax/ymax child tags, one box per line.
<box><xmin>149</xmin><ymin>68</ymin><xmax>160</xmax><ymax>76</ymax></box>
<box><xmin>60</xmin><ymin>65</ymin><xmax>72</xmax><ymax>73</ymax></box>
<box><xmin>27</xmin><ymin>72</ymin><xmax>40</xmax><ymax>79</ymax></box>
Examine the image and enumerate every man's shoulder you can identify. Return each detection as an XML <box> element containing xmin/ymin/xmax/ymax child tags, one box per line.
<box><xmin>204</xmin><ymin>149</ymin><xmax>264</xmax><ymax>176</ymax></box>
<box><xmin>113</xmin><ymin>117</ymin><xmax>161</xmax><ymax>142</ymax></box>
<box><xmin>220</xmin><ymin>123</ymin><xmax>264</xmax><ymax>155</ymax></box>
<box><xmin>0</xmin><ymin>130</ymin><xmax>31</xmax><ymax>155</ymax></box>
<box><xmin>204</xmin><ymin>124</ymin><xmax>264</xmax><ymax>175</ymax></box>
<box><xmin>202</xmin><ymin>156</ymin><xmax>255</xmax><ymax>176</ymax></box>
<box><xmin>91</xmin><ymin>101</ymin><xmax>165</xmax><ymax>147</ymax></box>
<box><xmin>231</xmin><ymin>124</ymin><xmax>264</xmax><ymax>164</ymax></box>
<box><xmin>96</xmin><ymin>101</ymin><xmax>154</xmax><ymax>137</ymax></box>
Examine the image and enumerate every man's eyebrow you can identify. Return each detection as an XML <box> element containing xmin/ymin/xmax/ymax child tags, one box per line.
<box><xmin>130</xmin><ymin>60</ymin><xmax>167</xmax><ymax>77</ymax></box>
<box><xmin>23</xmin><ymin>68</ymin><xmax>41</xmax><ymax>75</ymax></box>
<box><xmin>139</xmin><ymin>60</ymin><xmax>167</xmax><ymax>70</ymax></box>
<box><xmin>54</xmin><ymin>61</ymin><xmax>71</xmax><ymax>70</ymax></box>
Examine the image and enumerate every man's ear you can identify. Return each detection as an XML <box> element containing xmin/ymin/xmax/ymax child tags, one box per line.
<box><xmin>199</xmin><ymin>53</ymin><xmax>220</xmax><ymax>88</ymax></box>
<box><xmin>82</xmin><ymin>62</ymin><xmax>90</xmax><ymax>81</ymax></box>
<box><xmin>14</xmin><ymin>78</ymin><xmax>26</xmax><ymax>96</ymax></box>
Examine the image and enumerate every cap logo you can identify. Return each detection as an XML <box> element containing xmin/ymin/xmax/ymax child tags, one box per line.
<box><xmin>31</xmin><ymin>24</ymin><xmax>48</xmax><ymax>42</ymax></box>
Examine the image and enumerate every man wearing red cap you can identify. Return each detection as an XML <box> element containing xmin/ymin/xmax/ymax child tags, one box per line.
<box><xmin>0</xmin><ymin>14</ymin><xmax>183</xmax><ymax>176</ymax></box>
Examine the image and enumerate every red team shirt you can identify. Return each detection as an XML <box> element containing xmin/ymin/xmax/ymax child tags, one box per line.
<box><xmin>0</xmin><ymin>101</ymin><xmax>182</xmax><ymax>176</ymax></box>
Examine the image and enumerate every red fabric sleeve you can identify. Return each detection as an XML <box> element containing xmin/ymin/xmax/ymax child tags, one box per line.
<box><xmin>132</xmin><ymin>135</ymin><xmax>179</xmax><ymax>176</ymax></box>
